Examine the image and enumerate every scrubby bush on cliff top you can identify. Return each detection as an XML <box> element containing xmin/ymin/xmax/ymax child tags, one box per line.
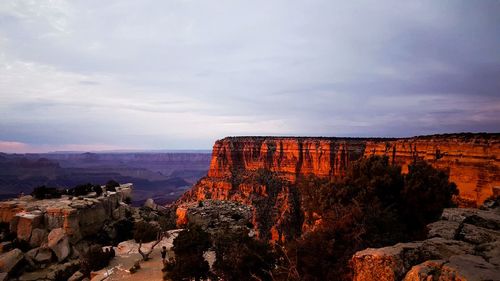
<box><xmin>213</xmin><ymin>228</ymin><xmax>276</xmax><ymax>281</ymax></box>
<box><xmin>283</xmin><ymin>156</ymin><xmax>457</xmax><ymax>281</ymax></box>
<box><xmin>163</xmin><ymin>225</ymin><xmax>211</xmax><ymax>281</ymax></box>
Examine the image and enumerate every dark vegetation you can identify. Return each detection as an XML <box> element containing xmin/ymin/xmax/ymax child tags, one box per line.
<box><xmin>30</xmin><ymin>180</ymin><xmax>123</xmax><ymax>199</ymax></box>
<box><xmin>164</xmin><ymin>225</ymin><xmax>212</xmax><ymax>281</ymax></box>
<box><xmin>166</xmin><ymin>156</ymin><xmax>457</xmax><ymax>281</ymax></box>
<box><xmin>283</xmin><ymin>156</ymin><xmax>457</xmax><ymax>281</ymax></box>
<box><xmin>133</xmin><ymin>221</ymin><xmax>161</xmax><ymax>243</ymax></box>
<box><xmin>80</xmin><ymin>245</ymin><xmax>115</xmax><ymax>276</ymax></box>
<box><xmin>212</xmin><ymin>228</ymin><xmax>276</xmax><ymax>281</ymax></box>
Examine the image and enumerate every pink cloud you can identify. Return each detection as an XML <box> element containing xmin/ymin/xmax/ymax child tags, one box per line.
<box><xmin>0</xmin><ymin>140</ymin><xmax>135</xmax><ymax>153</ymax></box>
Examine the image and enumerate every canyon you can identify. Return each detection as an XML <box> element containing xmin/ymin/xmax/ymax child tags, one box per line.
<box><xmin>178</xmin><ymin>134</ymin><xmax>500</xmax><ymax>241</ymax></box>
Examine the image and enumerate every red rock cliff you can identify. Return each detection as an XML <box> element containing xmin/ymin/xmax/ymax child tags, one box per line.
<box><xmin>178</xmin><ymin>134</ymin><xmax>500</xmax><ymax>240</ymax></box>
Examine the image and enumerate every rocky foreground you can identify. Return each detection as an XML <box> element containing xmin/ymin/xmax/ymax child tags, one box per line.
<box><xmin>0</xmin><ymin>184</ymin><xmax>133</xmax><ymax>280</ymax></box>
<box><xmin>352</xmin><ymin>203</ymin><xmax>500</xmax><ymax>281</ymax></box>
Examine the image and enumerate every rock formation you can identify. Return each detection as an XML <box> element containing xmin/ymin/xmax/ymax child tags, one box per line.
<box><xmin>177</xmin><ymin>134</ymin><xmax>499</xmax><ymax>241</ymax></box>
<box><xmin>0</xmin><ymin>184</ymin><xmax>132</xmax><ymax>244</ymax></box>
<box><xmin>0</xmin><ymin>184</ymin><xmax>132</xmax><ymax>278</ymax></box>
<box><xmin>351</xmin><ymin>203</ymin><xmax>500</xmax><ymax>281</ymax></box>
<box><xmin>184</xmin><ymin>134</ymin><xmax>499</xmax><ymax>206</ymax></box>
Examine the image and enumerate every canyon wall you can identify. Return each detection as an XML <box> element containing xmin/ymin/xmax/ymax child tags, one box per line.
<box><xmin>178</xmin><ymin>134</ymin><xmax>500</xmax><ymax>240</ymax></box>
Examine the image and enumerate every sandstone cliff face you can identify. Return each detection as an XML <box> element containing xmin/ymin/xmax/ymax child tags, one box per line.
<box><xmin>186</xmin><ymin>135</ymin><xmax>499</xmax><ymax>205</ymax></box>
<box><xmin>178</xmin><ymin>134</ymin><xmax>500</xmax><ymax>240</ymax></box>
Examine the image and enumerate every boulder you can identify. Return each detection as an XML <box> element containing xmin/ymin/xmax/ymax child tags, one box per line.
<box><xmin>353</xmin><ymin>206</ymin><xmax>500</xmax><ymax>281</ymax></box>
<box><xmin>403</xmin><ymin>260</ymin><xmax>446</xmax><ymax>281</ymax></box>
<box><xmin>0</xmin><ymin>242</ymin><xmax>12</xmax><ymax>254</ymax></box>
<box><xmin>441</xmin><ymin>208</ymin><xmax>500</xmax><ymax>230</ymax></box>
<box><xmin>0</xmin><ymin>248</ymin><xmax>23</xmax><ymax>273</ymax></box>
<box><xmin>457</xmin><ymin>223</ymin><xmax>500</xmax><ymax>245</ymax></box>
<box><xmin>426</xmin><ymin>220</ymin><xmax>460</xmax><ymax>240</ymax></box>
<box><xmin>476</xmin><ymin>241</ymin><xmax>500</xmax><ymax>266</ymax></box>
<box><xmin>351</xmin><ymin>238</ymin><xmax>475</xmax><ymax>281</ymax></box>
<box><xmin>47</xmin><ymin>228</ymin><xmax>70</xmax><ymax>262</ymax></box>
<box><xmin>29</xmin><ymin>228</ymin><xmax>48</xmax><ymax>248</ymax></box>
<box><xmin>25</xmin><ymin>247</ymin><xmax>52</xmax><ymax>265</ymax></box>
<box><xmin>404</xmin><ymin>255</ymin><xmax>500</xmax><ymax>281</ymax></box>
<box><xmin>144</xmin><ymin>198</ymin><xmax>157</xmax><ymax>210</ymax></box>
<box><xmin>15</xmin><ymin>211</ymin><xmax>43</xmax><ymax>241</ymax></box>
<box><xmin>351</xmin><ymin>242</ymin><xmax>422</xmax><ymax>281</ymax></box>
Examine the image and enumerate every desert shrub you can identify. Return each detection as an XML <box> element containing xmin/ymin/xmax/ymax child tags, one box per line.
<box><xmin>401</xmin><ymin>160</ymin><xmax>458</xmax><ymax>231</ymax></box>
<box><xmin>105</xmin><ymin>180</ymin><xmax>120</xmax><ymax>192</ymax></box>
<box><xmin>93</xmin><ymin>185</ymin><xmax>103</xmax><ymax>197</ymax></box>
<box><xmin>31</xmin><ymin>186</ymin><xmax>62</xmax><ymax>199</ymax></box>
<box><xmin>113</xmin><ymin>219</ymin><xmax>134</xmax><ymax>244</ymax></box>
<box><xmin>80</xmin><ymin>245</ymin><xmax>114</xmax><ymax>276</ymax></box>
<box><xmin>284</xmin><ymin>156</ymin><xmax>457</xmax><ymax>281</ymax></box>
<box><xmin>133</xmin><ymin>221</ymin><xmax>160</xmax><ymax>243</ymax></box>
<box><xmin>69</xmin><ymin>183</ymin><xmax>94</xmax><ymax>196</ymax></box>
<box><xmin>213</xmin><ymin>228</ymin><xmax>275</xmax><ymax>281</ymax></box>
<box><xmin>163</xmin><ymin>225</ymin><xmax>211</xmax><ymax>281</ymax></box>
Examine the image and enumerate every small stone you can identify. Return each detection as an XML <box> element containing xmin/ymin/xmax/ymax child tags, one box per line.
<box><xmin>68</xmin><ymin>270</ymin><xmax>84</xmax><ymax>281</ymax></box>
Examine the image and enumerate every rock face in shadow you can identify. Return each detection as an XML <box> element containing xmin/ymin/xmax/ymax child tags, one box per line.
<box><xmin>177</xmin><ymin>134</ymin><xmax>500</xmax><ymax>241</ymax></box>
<box><xmin>351</xmin><ymin>205</ymin><xmax>500</xmax><ymax>281</ymax></box>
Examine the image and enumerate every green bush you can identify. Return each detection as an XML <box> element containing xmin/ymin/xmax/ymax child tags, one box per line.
<box><xmin>133</xmin><ymin>221</ymin><xmax>159</xmax><ymax>243</ymax></box>
<box><xmin>163</xmin><ymin>225</ymin><xmax>211</xmax><ymax>281</ymax></box>
<box><xmin>80</xmin><ymin>245</ymin><xmax>114</xmax><ymax>276</ymax></box>
<box><xmin>286</xmin><ymin>156</ymin><xmax>458</xmax><ymax>281</ymax></box>
<box><xmin>213</xmin><ymin>228</ymin><xmax>275</xmax><ymax>281</ymax></box>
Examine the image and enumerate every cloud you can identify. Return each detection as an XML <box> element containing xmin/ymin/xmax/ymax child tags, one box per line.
<box><xmin>0</xmin><ymin>0</ymin><xmax>499</xmax><ymax>151</ymax></box>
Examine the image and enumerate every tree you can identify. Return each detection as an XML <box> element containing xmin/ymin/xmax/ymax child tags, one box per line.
<box><xmin>105</xmin><ymin>180</ymin><xmax>120</xmax><ymax>192</ymax></box>
<box><xmin>400</xmin><ymin>160</ymin><xmax>458</xmax><ymax>232</ymax></box>
<box><xmin>213</xmin><ymin>228</ymin><xmax>276</xmax><ymax>281</ymax></box>
<box><xmin>164</xmin><ymin>225</ymin><xmax>211</xmax><ymax>281</ymax></box>
<box><xmin>284</xmin><ymin>156</ymin><xmax>458</xmax><ymax>281</ymax></box>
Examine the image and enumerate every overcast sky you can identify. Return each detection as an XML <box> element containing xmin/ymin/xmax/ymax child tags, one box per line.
<box><xmin>0</xmin><ymin>1</ymin><xmax>499</xmax><ymax>152</ymax></box>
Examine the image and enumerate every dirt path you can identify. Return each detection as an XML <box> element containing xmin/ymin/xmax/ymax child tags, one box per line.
<box><xmin>91</xmin><ymin>230</ymin><xmax>181</xmax><ymax>281</ymax></box>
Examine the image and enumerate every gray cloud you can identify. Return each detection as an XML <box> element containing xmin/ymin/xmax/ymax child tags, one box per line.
<box><xmin>0</xmin><ymin>0</ymin><xmax>499</xmax><ymax>152</ymax></box>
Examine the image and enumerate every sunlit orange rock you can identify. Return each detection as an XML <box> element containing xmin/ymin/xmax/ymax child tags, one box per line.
<box><xmin>178</xmin><ymin>134</ymin><xmax>500</xmax><ymax>241</ymax></box>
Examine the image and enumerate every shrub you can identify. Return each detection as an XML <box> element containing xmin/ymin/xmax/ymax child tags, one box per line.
<box><xmin>31</xmin><ymin>186</ymin><xmax>62</xmax><ymax>199</ymax></box>
<box><xmin>213</xmin><ymin>228</ymin><xmax>275</xmax><ymax>281</ymax></box>
<box><xmin>93</xmin><ymin>185</ymin><xmax>103</xmax><ymax>197</ymax></box>
<box><xmin>80</xmin><ymin>245</ymin><xmax>114</xmax><ymax>276</ymax></box>
<box><xmin>70</xmin><ymin>183</ymin><xmax>94</xmax><ymax>197</ymax></box>
<box><xmin>163</xmin><ymin>225</ymin><xmax>211</xmax><ymax>281</ymax></box>
<box><xmin>105</xmin><ymin>180</ymin><xmax>120</xmax><ymax>192</ymax></box>
<box><xmin>133</xmin><ymin>221</ymin><xmax>159</xmax><ymax>243</ymax></box>
<box><xmin>285</xmin><ymin>156</ymin><xmax>457</xmax><ymax>281</ymax></box>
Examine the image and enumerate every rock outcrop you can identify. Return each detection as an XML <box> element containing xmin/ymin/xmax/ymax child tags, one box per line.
<box><xmin>351</xmin><ymin>205</ymin><xmax>500</xmax><ymax>281</ymax></box>
<box><xmin>183</xmin><ymin>134</ymin><xmax>500</xmax><ymax>207</ymax></box>
<box><xmin>177</xmin><ymin>134</ymin><xmax>500</xmax><ymax>240</ymax></box>
<box><xmin>175</xmin><ymin>200</ymin><xmax>252</xmax><ymax>234</ymax></box>
<box><xmin>0</xmin><ymin>184</ymin><xmax>132</xmax><ymax>244</ymax></box>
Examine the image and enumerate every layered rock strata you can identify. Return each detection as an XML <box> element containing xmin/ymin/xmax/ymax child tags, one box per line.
<box><xmin>177</xmin><ymin>134</ymin><xmax>499</xmax><ymax>240</ymax></box>
<box><xmin>187</xmin><ymin>135</ymin><xmax>500</xmax><ymax>206</ymax></box>
<box><xmin>351</xmin><ymin>205</ymin><xmax>500</xmax><ymax>281</ymax></box>
<box><xmin>0</xmin><ymin>184</ymin><xmax>132</xmax><ymax>244</ymax></box>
